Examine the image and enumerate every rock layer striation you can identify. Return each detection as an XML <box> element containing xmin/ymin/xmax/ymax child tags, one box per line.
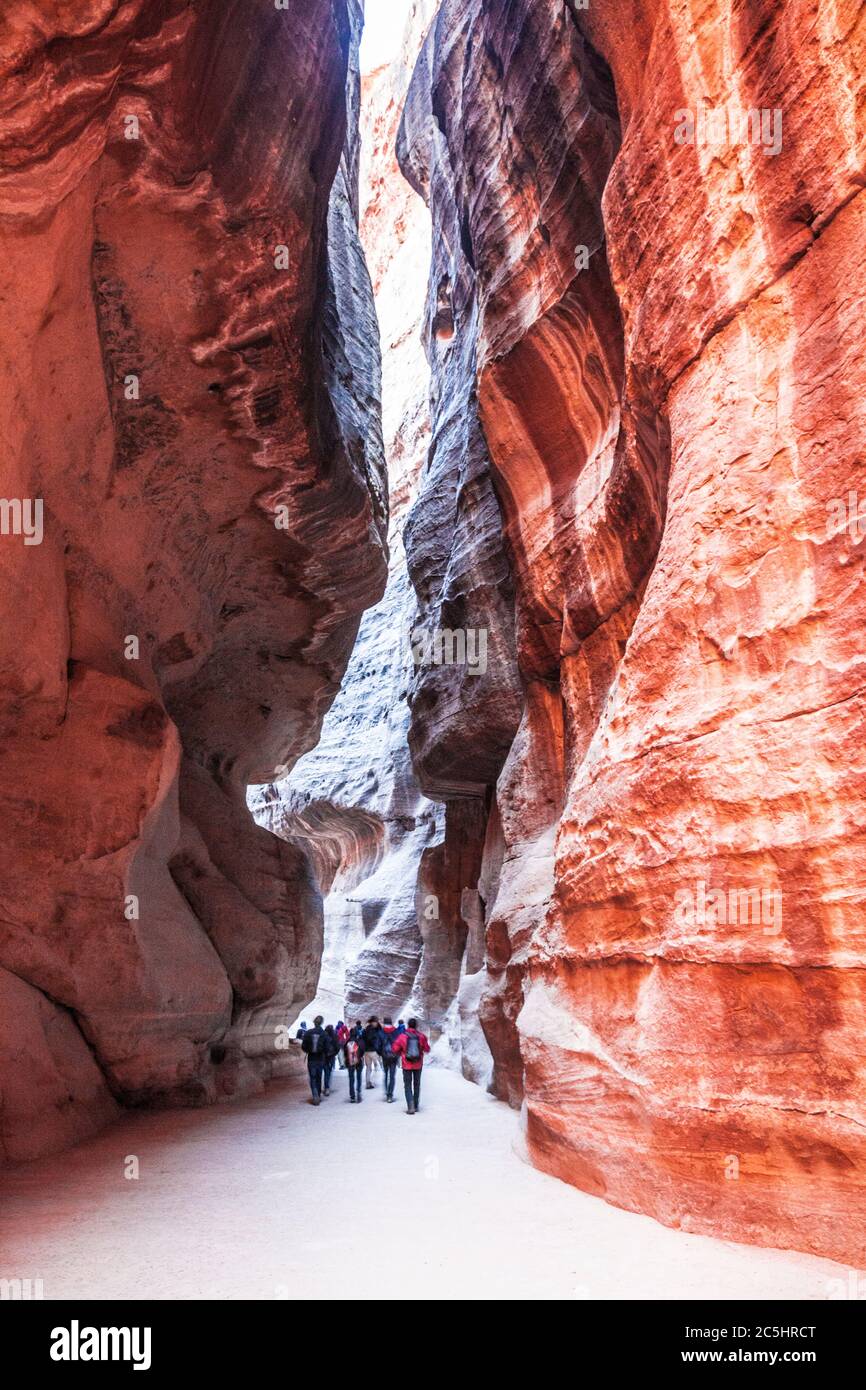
<box><xmin>398</xmin><ymin>0</ymin><xmax>866</xmax><ymax>1263</ymax></box>
<box><xmin>0</xmin><ymin>0</ymin><xmax>386</xmax><ymax>1158</ymax></box>
<box><xmin>253</xmin><ymin>0</ymin><xmax>489</xmax><ymax>1075</ymax></box>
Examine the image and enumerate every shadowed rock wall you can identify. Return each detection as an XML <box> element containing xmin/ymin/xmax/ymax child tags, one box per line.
<box><xmin>0</xmin><ymin>0</ymin><xmax>386</xmax><ymax>1159</ymax></box>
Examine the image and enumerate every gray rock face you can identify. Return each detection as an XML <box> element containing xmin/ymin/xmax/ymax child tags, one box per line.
<box><xmin>397</xmin><ymin>41</ymin><xmax>523</xmax><ymax>804</ymax></box>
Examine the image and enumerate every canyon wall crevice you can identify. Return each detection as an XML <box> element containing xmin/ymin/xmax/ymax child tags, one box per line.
<box><xmin>252</xmin><ymin>0</ymin><xmax>499</xmax><ymax>1082</ymax></box>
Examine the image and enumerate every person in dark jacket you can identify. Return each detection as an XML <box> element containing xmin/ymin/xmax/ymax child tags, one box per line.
<box><xmin>322</xmin><ymin>1024</ymin><xmax>340</xmax><ymax>1095</ymax></box>
<box><xmin>380</xmin><ymin>1016</ymin><xmax>399</xmax><ymax>1103</ymax></box>
<box><xmin>362</xmin><ymin>1016</ymin><xmax>384</xmax><ymax>1089</ymax></box>
<box><xmin>391</xmin><ymin>1017</ymin><xmax>430</xmax><ymax>1114</ymax></box>
<box><xmin>343</xmin><ymin>1022</ymin><xmax>366</xmax><ymax>1103</ymax></box>
<box><xmin>301</xmin><ymin>1015</ymin><xmax>327</xmax><ymax>1105</ymax></box>
<box><xmin>295</xmin><ymin>1020</ymin><xmax>308</xmax><ymax>1041</ymax></box>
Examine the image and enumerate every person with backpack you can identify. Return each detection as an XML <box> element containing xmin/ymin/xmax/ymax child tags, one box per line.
<box><xmin>295</xmin><ymin>1020</ymin><xmax>308</xmax><ymax>1041</ymax></box>
<box><xmin>391</xmin><ymin>1017</ymin><xmax>430</xmax><ymax>1114</ymax></box>
<box><xmin>343</xmin><ymin>1021</ymin><xmax>366</xmax><ymax>1103</ymax></box>
<box><xmin>380</xmin><ymin>1016</ymin><xmax>399</xmax><ymax>1103</ymax></box>
<box><xmin>322</xmin><ymin>1023</ymin><xmax>340</xmax><ymax>1095</ymax></box>
<box><xmin>301</xmin><ymin>1015</ymin><xmax>327</xmax><ymax>1105</ymax></box>
<box><xmin>335</xmin><ymin>1020</ymin><xmax>349</xmax><ymax>1068</ymax></box>
<box><xmin>362</xmin><ymin>1016</ymin><xmax>384</xmax><ymax>1089</ymax></box>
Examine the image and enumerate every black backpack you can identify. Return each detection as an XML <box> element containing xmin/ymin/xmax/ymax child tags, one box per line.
<box><xmin>381</xmin><ymin>1030</ymin><xmax>396</xmax><ymax>1060</ymax></box>
<box><xmin>405</xmin><ymin>1032</ymin><xmax>422</xmax><ymax>1062</ymax></box>
<box><xmin>307</xmin><ymin>1027</ymin><xmax>324</xmax><ymax>1057</ymax></box>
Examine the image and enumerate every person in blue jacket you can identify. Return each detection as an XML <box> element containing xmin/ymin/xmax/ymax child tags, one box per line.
<box><xmin>380</xmin><ymin>1016</ymin><xmax>400</xmax><ymax>1103</ymax></box>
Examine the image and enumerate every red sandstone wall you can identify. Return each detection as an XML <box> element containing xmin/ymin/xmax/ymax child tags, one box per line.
<box><xmin>400</xmin><ymin>0</ymin><xmax>866</xmax><ymax>1264</ymax></box>
<box><xmin>0</xmin><ymin>0</ymin><xmax>386</xmax><ymax>1158</ymax></box>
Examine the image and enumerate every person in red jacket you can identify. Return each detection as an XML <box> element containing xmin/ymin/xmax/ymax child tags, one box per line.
<box><xmin>335</xmin><ymin>1020</ymin><xmax>349</xmax><ymax>1069</ymax></box>
<box><xmin>391</xmin><ymin>1017</ymin><xmax>430</xmax><ymax>1114</ymax></box>
<box><xmin>343</xmin><ymin>1022</ymin><xmax>366</xmax><ymax>1103</ymax></box>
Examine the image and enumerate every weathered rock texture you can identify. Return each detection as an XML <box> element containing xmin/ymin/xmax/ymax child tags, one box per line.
<box><xmin>0</xmin><ymin>0</ymin><xmax>386</xmax><ymax>1159</ymax></box>
<box><xmin>253</xmin><ymin>0</ymin><xmax>496</xmax><ymax>1079</ymax></box>
<box><xmin>5</xmin><ymin>0</ymin><xmax>865</xmax><ymax>1270</ymax></box>
<box><xmin>399</xmin><ymin>0</ymin><xmax>866</xmax><ymax>1264</ymax></box>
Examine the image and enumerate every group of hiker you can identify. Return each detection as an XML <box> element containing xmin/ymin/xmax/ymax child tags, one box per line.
<box><xmin>297</xmin><ymin>1015</ymin><xmax>430</xmax><ymax>1114</ymax></box>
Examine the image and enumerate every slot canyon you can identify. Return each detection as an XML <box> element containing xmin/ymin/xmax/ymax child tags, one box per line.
<box><xmin>1</xmin><ymin>0</ymin><xmax>865</xmax><ymax>1294</ymax></box>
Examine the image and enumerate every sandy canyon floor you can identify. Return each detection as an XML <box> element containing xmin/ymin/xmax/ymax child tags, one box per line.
<box><xmin>0</xmin><ymin>1066</ymin><xmax>856</xmax><ymax>1301</ymax></box>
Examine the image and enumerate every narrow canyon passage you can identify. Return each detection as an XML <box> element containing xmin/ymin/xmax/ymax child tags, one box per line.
<box><xmin>0</xmin><ymin>1061</ymin><xmax>855</xmax><ymax>1302</ymax></box>
<box><xmin>1</xmin><ymin>0</ymin><xmax>865</xmax><ymax>1309</ymax></box>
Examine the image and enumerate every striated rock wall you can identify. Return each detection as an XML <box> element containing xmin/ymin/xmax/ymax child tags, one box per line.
<box><xmin>252</xmin><ymin>0</ymin><xmax>488</xmax><ymax>1068</ymax></box>
<box><xmin>252</xmin><ymin>0</ymin><xmax>498</xmax><ymax>1081</ymax></box>
<box><xmin>399</xmin><ymin>0</ymin><xmax>866</xmax><ymax>1263</ymax></box>
<box><xmin>0</xmin><ymin>0</ymin><xmax>386</xmax><ymax>1159</ymax></box>
<box><xmin>6</xmin><ymin>0</ymin><xmax>865</xmax><ymax>1267</ymax></box>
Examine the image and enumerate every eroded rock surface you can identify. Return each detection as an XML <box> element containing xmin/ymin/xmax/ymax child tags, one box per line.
<box><xmin>252</xmin><ymin>0</ymin><xmax>488</xmax><ymax>1068</ymax></box>
<box><xmin>5</xmin><ymin>0</ymin><xmax>865</xmax><ymax>1269</ymax></box>
<box><xmin>0</xmin><ymin>0</ymin><xmax>386</xmax><ymax>1155</ymax></box>
<box><xmin>399</xmin><ymin>0</ymin><xmax>866</xmax><ymax>1263</ymax></box>
<box><xmin>252</xmin><ymin>1</ymin><xmax>496</xmax><ymax>1081</ymax></box>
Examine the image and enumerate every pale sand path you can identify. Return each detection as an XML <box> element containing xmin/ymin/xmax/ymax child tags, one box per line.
<box><xmin>0</xmin><ymin>1065</ymin><xmax>856</xmax><ymax>1300</ymax></box>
